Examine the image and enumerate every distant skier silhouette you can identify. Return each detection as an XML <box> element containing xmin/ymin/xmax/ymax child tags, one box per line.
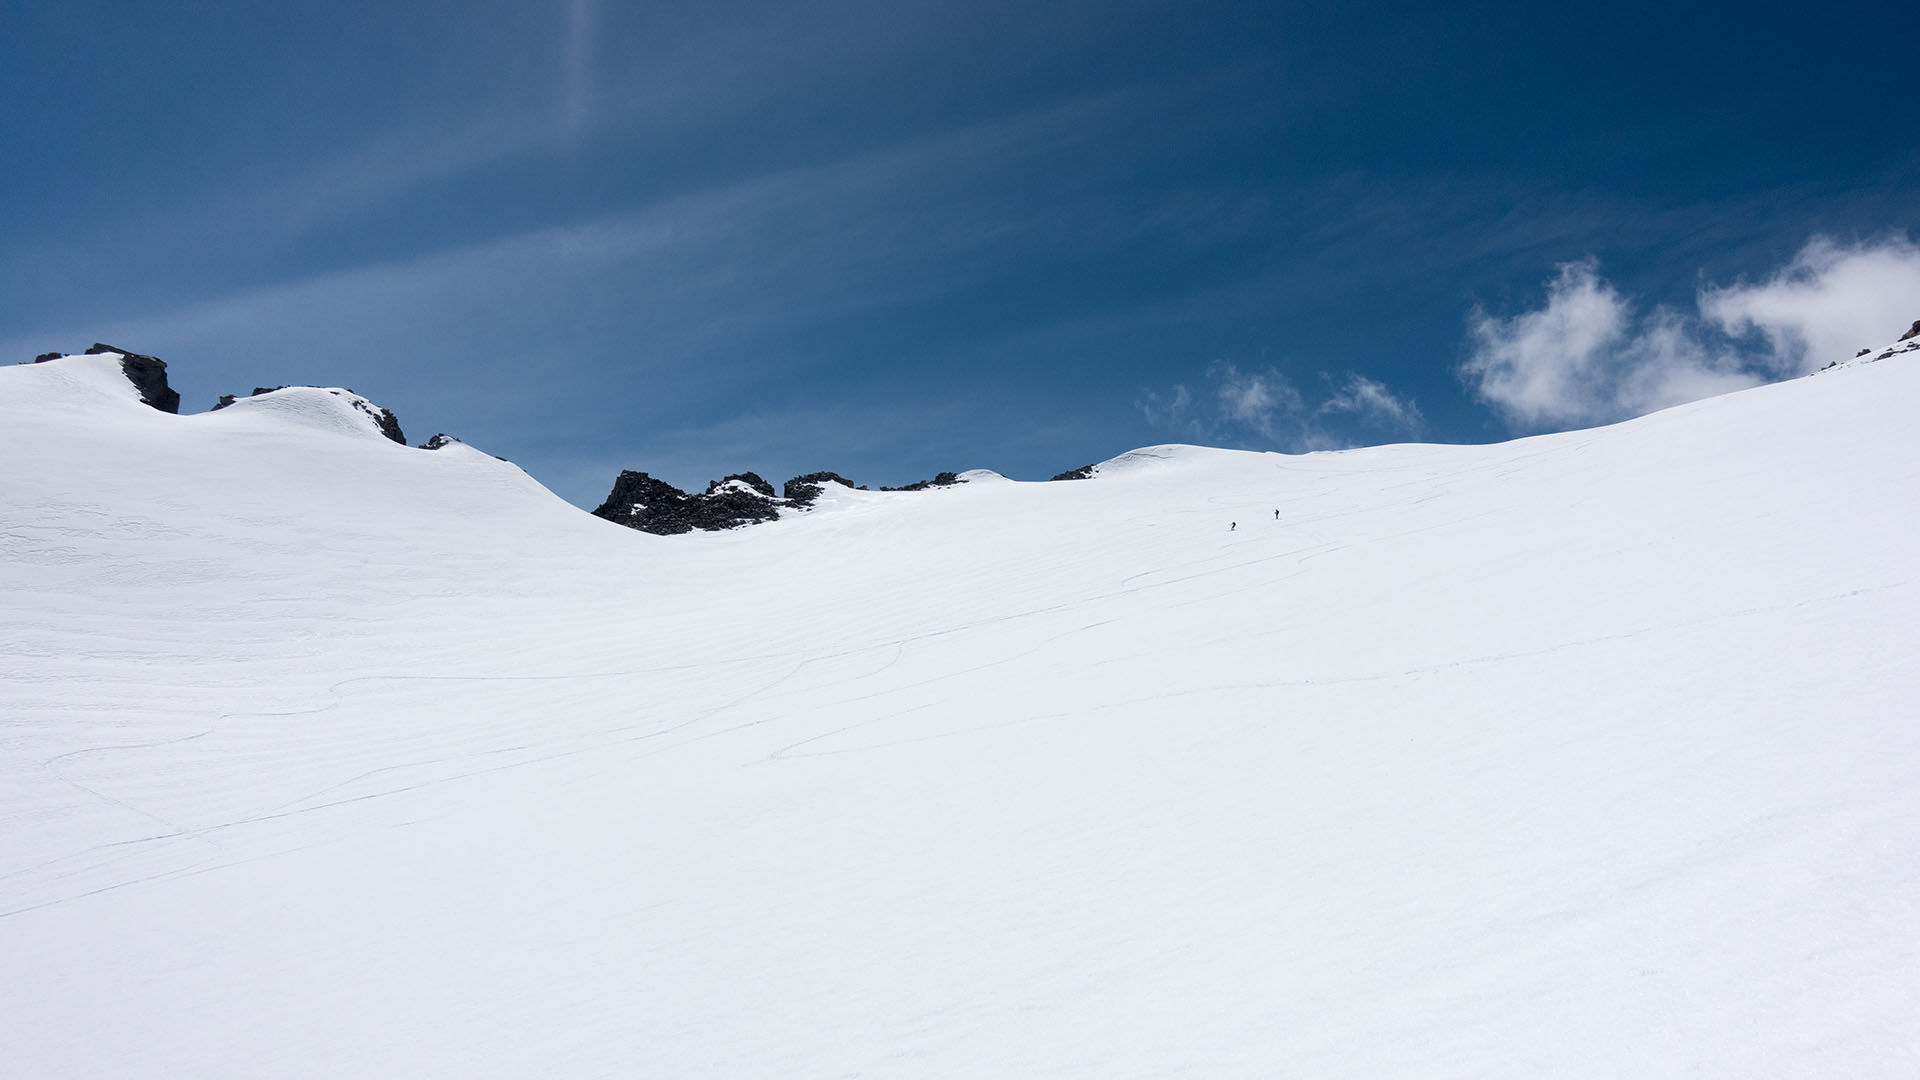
<box><xmin>1230</xmin><ymin>522</ymin><xmax>1236</xmax><ymax>531</ymax></box>
<box><xmin>1273</xmin><ymin>509</ymin><xmax>1279</xmax><ymax>520</ymax></box>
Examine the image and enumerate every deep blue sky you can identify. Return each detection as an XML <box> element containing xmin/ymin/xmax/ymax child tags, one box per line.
<box><xmin>4</xmin><ymin>0</ymin><xmax>1916</xmax><ymax>506</ymax></box>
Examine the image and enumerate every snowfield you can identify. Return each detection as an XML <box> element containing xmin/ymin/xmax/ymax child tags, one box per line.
<box><xmin>2</xmin><ymin>350</ymin><xmax>1917</xmax><ymax>1077</ymax></box>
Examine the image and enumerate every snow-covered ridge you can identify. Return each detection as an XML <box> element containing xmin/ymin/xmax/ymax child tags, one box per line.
<box><xmin>17</xmin><ymin>344</ymin><xmax>180</xmax><ymax>415</ymax></box>
<box><xmin>16</xmin><ymin>346</ymin><xmax>478</xmax><ymax>456</ymax></box>
<box><xmin>1820</xmin><ymin>317</ymin><xmax>1920</xmax><ymax>373</ymax></box>
<box><xmin>208</xmin><ymin>385</ymin><xmax>407</xmax><ymax>445</ymax></box>
<box><xmin>3</xmin><ymin>334</ymin><xmax>1917</xmax><ymax>1077</ymax></box>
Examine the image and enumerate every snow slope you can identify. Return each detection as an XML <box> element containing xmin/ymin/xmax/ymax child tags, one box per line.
<box><xmin>2</xmin><ymin>349</ymin><xmax>1917</xmax><ymax>1077</ymax></box>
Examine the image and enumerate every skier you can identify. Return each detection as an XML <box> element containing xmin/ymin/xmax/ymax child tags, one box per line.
<box><xmin>1274</xmin><ymin>509</ymin><xmax>1279</xmax><ymax>520</ymax></box>
<box><xmin>1230</xmin><ymin>522</ymin><xmax>1237</xmax><ymax>531</ymax></box>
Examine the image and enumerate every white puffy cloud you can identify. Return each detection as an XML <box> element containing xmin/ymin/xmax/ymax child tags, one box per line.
<box><xmin>1463</xmin><ymin>236</ymin><xmax>1920</xmax><ymax>430</ymax></box>
<box><xmin>1463</xmin><ymin>260</ymin><xmax>1633</xmax><ymax>426</ymax></box>
<box><xmin>1701</xmin><ymin>236</ymin><xmax>1920</xmax><ymax>374</ymax></box>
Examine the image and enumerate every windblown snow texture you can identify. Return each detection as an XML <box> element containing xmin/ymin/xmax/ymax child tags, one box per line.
<box><xmin>2</xmin><ymin>336</ymin><xmax>1918</xmax><ymax>1077</ymax></box>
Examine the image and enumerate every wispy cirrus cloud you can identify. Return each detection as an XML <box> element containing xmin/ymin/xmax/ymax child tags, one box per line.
<box><xmin>1462</xmin><ymin>235</ymin><xmax>1920</xmax><ymax>429</ymax></box>
<box><xmin>0</xmin><ymin>86</ymin><xmax>1181</xmax><ymax>425</ymax></box>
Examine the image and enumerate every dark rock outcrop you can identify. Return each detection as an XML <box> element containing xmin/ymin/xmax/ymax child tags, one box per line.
<box><xmin>592</xmin><ymin>471</ymin><xmax>782</xmax><ymax>535</ymax></box>
<box><xmin>33</xmin><ymin>352</ymin><xmax>62</xmax><ymax>364</ymax></box>
<box><xmin>350</xmin><ymin>397</ymin><xmax>406</xmax><ymax>445</ymax></box>
<box><xmin>594</xmin><ymin>466</ymin><xmax>969</xmax><ymax>537</ymax></box>
<box><xmin>420</xmin><ymin>433</ymin><xmax>506</xmax><ymax>461</ymax></box>
<box><xmin>1049</xmin><ymin>464</ymin><xmax>1096</xmax><ymax>481</ymax></box>
<box><xmin>706</xmin><ymin>472</ymin><xmax>776</xmax><ymax>498</ymax></box>
<box><xmin>212</xmin><ymin>386</ymin><xmax>288</xmax><ymax>411</ymax></box>
<box><xmin>782</xmin><ymin>471</ymin><xmax>856</xmax><ymax>506</ymax></box>
<box><xmin>84</xmin><ymin>343</ymin><xmax>179</xmax><ymax>414</ymax></box>
<box><xmin>1827</xmin><ymin>321</ymin><xmax>1920</xmax><ymax>371</ymax></box>
<box><xmin>880</xmin><ymin>471</ymin><xmax>961</xmax><ymax>492</ymax></box>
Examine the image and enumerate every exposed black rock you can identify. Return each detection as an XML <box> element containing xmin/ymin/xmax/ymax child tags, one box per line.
<box><xmin>1049</xmin><ymin>464</ymin><xmax>1096</xmax><ymax>481</ymax></box>
<box><xmin>593</xmin><ymin>472</ymin><xmax>691</xmax><ymax>533</ymax></box>
<box><xmin>782</xmin><ymin>471</ymin><xmax>856</xmax><ymax>506</ymax></box>
<box><xmin>214</xmin><ymin>387</ymin><xmax>287</xmax><ymax>411</ymax></box>
<box><xmin>33</xmin><ymin>352</ymin><xmax>62</xmax><ymax>364</ymax></box>
<box><xmin>880</xmin><ymin>471</ymin><xmax>962</xmax><ymax>492</ymax></box>
<box><xmin>349</xmin><ymin>397</ymin><xmax>406</xmax><ymax>445</ymax></box>
<box><xmin>214</xmin><ymin>382</ymin><xmax>288</xmax><ymax>407</ymax></box>
<box><xmin>593</xmin><ymin>467</ymin><xmax>967</xmax><ymax>537</ymax></box>
<box><xmin>1827</xmin><ymin>330</ymin><xmax>1919</xmax><ymax>372</ymax></box>
<box><xmin>420</xmin><ymin>433</ymin><xmax>506</xmax><ymax>461</ymax></box>
<box><xmin>692</xmin><ymin>480</ymin><xmax>782</xmax><ymax>528</ymax></box>
<box><xmin>706</xmin><ymin>472</ymin><xmax>776</xmax><ymax>498</ymax></box>
<box><xmin>593</xmin><ymin>470</ymin><xmax>782</xmax><ymax>535</ymax></box>
<box><xmin>211</xmin><ymin>387</ymin><xmax>289</xmax><ymax>411</ymax></box>
<box><xmin>83</xmin><ymin>344</ymin><xmax>179</xmax><ymax>414</ymax></box>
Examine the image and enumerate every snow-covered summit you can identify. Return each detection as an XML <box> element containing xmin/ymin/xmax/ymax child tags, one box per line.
<box><xmin>1091</xmin><ymin>442</ymin><xmax>1258</xmax><ymax>476</ymax></box>
<box><xmin>14</xmin><ymin>344</ymin><xmax>180</xmax><ymax>415</ymax></box>
<box><xmin>18</xmin><ymin>348</ymin><xmax>416</xmax><ymax>447</ymax></box>
<box><xmin>208</xmin><ymin>384</ymin><xmax>408</xmax><ymax>445</ymax></box>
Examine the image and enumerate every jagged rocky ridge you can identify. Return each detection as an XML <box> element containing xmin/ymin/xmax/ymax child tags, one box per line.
<box><xmin>591</xmin><ymin>471</ymin><xmax>785</xmax><ymax>534</ymax></box>
<box><xmin>591</xmin><ymin>469</ymin><xmax>970</xmax><ymax>535</ymax></box>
